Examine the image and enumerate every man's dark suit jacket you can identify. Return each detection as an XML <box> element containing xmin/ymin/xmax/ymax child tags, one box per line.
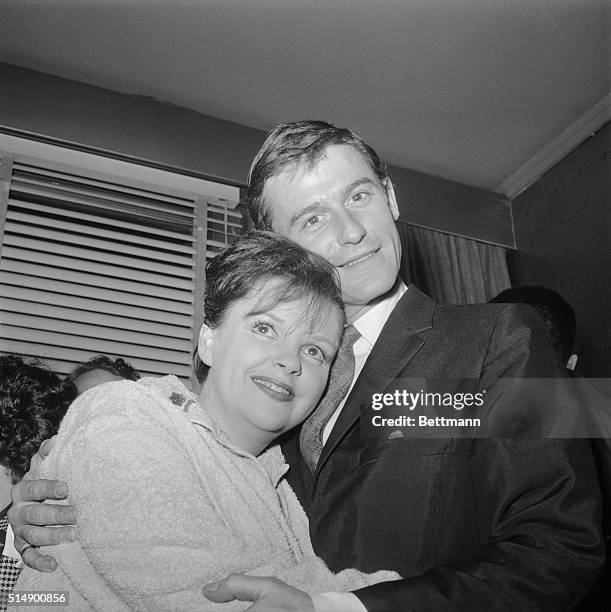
<box><xmin>282</xmin><ymin>285</ymin><xmax>604</xmax><ymax>611</ymax></box>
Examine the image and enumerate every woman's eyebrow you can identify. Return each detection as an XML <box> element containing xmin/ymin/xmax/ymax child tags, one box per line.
<box><xmin>308</xmin><ymin>333</ymin><xmax>339</xmax><ymax>350</ymax></box>
<box><xmin>246</xmin><ymin>309</ymin><xmax>283</xmax><ymax>322</ymax></box>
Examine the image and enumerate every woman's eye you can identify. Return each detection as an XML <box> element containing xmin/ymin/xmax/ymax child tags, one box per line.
<box><xmin>254</xmin><ymin>323</ymin><xmax>273</xmax><ymax>335</ymax></box>
<box><xmin>303</xmin><ymin>345</ymin><xmax>324</xmax><ymax>362</ymax></box>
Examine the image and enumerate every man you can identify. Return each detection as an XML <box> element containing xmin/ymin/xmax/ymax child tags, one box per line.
<box><xmin>10</xmin><ymin>121</ymin><xmax>604</xmax><ymax>611</ymax></box>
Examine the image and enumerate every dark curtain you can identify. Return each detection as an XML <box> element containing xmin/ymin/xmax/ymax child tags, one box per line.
<box><xmin>397</xmin><ymin>223</ymin><xmax>510</xmax><ymax>305</ymax></box>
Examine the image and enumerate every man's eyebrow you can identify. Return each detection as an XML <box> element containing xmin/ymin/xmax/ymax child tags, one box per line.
<box><xmin>342</xmin><ymin>177</ymin><xmax>377</xmax><ymax>198</ymax></box>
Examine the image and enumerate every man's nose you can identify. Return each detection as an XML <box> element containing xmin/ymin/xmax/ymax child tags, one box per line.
<box><xmin>337</xmin><ymin>210</ymin><xmax>367</xmax><ymax>245</ymax></box>
<box><xmin>272</xmin><ymin>349</ymin><xmax>302</xmax><ymax>375</ymax></box>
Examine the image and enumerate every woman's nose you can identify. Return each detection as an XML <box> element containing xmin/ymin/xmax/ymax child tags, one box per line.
<box><xmin>272</xmin><ymin>350</ymin><xmax>302</xmax><ymax>375</ymax></box>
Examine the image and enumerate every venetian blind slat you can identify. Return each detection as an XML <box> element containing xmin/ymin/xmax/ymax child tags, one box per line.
<box><xmin>1</xmin><ymin>246</ymin><xmax>193</xmax><ymax>290</ymax></box>
<box><xmin>0</xmin><ymin>272</ymin><xmax>192</xmax><ymax>314</ymax></box>
<box><xmin>2</xmin><ymin>258</ymin><xmax>193</xmax><ymax>303</ymax></box>
<box><xmin>7</xmin><ymin>205</ymin><xmax>196</xmax><ymax>251</ymax></box>
<box><xmin>3</xmin><ymin>234</ymin><xmax>194</xmax><ymax>278</ymax></box>
<box><xmin>0</xmin><ymin>298</ymin><xmax>191</xmax><ymax>340</ymax></box>
<box><xmin>12</xmin><ymin>164</ymin><xmax>196</xmax><ymax>209</ymax></box>
<box><xmin>11</xmin><ymin>169</ymin><xmax>195</xmax><ymax>219</ymax></box>
<box><xmin>1</xmin><ymin>312</ymin><xmax>192</xmax><ymax>352</ymax></box>
<box><xmin>0</xmin><ymin>285</ymin><xmax>192</xmax><ymax>326</ymax></box>
<box><xmin>0</xmin><ymin>326</ymin><xmax>189</xmax><ymax>365</ymax></box>
<box><xmin>4</xmin><ymin>221</ymin><xmax>194</xmax><ymax>269</ymax></box>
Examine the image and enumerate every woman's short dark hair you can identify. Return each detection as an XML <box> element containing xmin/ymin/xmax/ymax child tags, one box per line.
<box><xmin>0</xmin><ymin>355</ymin><xmax>77</xmax><ymax>482</ymax></box>
<box><xmin>195</xmin><ymin>230</ymin><xmax>344</xmax><ymax>381</ymax></box>
<box><xmin>65</xmin><ymin>355</ymin><xmax>140</xmax><ymax>387</ymax></box>
<box><xmin>204</xmin><ymin>230</ymin><xmax>343</xmax><ymax>328</ymax></box>
<box><xmin>246</xmin><ymin>120</ymin><xmax>389</xmax><ymax>230</ymax></box>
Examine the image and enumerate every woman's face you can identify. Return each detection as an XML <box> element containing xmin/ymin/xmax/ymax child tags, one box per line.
<box><xmin>198</xmin><ymin>280</ymin><xmax>343</xmax><ymax>455</ymax></box>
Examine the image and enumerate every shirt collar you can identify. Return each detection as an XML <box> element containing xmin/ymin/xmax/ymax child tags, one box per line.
<box><xmin>352</xmin><ymin>281</ymin><xmax>407</xmax><ymax>347</ymax></box>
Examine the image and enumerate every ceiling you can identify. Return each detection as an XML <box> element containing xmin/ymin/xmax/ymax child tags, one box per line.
<box><xmin>0</xmin><ymin>0</ymin><xmax>608</xmax><ymax>193</ymax></box>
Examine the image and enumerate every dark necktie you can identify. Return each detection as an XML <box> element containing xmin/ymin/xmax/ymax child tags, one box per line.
<box><xmin>300</xmin><ymin>324</ymin><xmax>361</xmax><ymax>472</ymax></box>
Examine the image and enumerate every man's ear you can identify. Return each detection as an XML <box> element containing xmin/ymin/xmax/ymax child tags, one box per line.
<box><xmin>198</xmin><ymin>323</ymin><xmax>215</xmax><ymax>367</ymax></box>
<box><xmin>384</xmin><ymin>179</ymin><xmax>400</xmax><ymax>221</ymax></box>
<box><xmin>566</xmin><ymin>353</ymin><xmax>578</xmax><ymax>372</ymax></box>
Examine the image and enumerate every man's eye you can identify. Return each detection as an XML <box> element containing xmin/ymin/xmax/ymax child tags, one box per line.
<box><xmin>303</xmin><ymin>345</ymin><xmax>325</xmax><ymax>362</ymax></box>
<box><xmin>351</xmin><ymin>191</ymin><xmax>368</xmax><ymax>203</ymax></box>
<box><xmin>304</xmin><ymin>215</ymin><xmax>322</xmax><ymax>227</ymax></box>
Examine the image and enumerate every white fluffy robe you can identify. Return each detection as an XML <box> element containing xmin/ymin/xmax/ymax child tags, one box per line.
<box><xmin>13</xmin><ymin>376</ymin><xmax>397</xmax><ymax>611</ymax></box>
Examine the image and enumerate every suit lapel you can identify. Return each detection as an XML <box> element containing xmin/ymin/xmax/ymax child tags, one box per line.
<box><xmin>315</xmin><ymin>285</ymin><xmax>435</xmax><ymax>478</ymax></box>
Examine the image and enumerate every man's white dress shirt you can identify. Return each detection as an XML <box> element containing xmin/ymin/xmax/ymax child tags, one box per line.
<box><xmin>312</xmin><ymin>283</ymin><xmax>407</xmax><ymax>612</ymax></box>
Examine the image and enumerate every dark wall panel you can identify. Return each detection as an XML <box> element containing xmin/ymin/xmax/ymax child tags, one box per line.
<box><xmin>510</xmin><ymin>122</ymin><xmax>611</xmax><ymax>377</ymax></box>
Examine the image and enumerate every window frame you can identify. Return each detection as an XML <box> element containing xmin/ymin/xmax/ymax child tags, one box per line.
<box><xmin>0</xmin><ymin>134</ymin><xmax>241</xmax><ymax>388</ymax></box>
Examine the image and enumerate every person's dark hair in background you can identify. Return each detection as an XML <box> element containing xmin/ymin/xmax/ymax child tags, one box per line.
<box><xmin>246</xmin><ymin>120</ymin><xmax>389</xmax><ymax>231</ymax></box>
<box><xmin>66</xmin><ymin>356</ymin><xmax>140</xmax><ymax>387</ymax></box>
<box><xmin>0</xmin><ymin>355</ymin><xmax>77</xmax><ymax>609</ymax></box>
<box><xmin>0</xmin><ymin>355</ymin><xmax>76</xmax><ymax>484</ymax></box>
<box><xmin>490</xmin><ymin>285</ymin><xmax>577</xmax><ymax>371</ymax></box>
<box><xmin>65</xmin><ymin>356</ymin><xmax>140</xmax><ymax>396</ymax></box>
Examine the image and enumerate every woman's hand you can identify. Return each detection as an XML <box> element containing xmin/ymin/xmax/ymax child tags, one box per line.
<box><xmin>8</xmin><ymin>436</ymin><xmax>76</xmax><ymax>572</ymax></box>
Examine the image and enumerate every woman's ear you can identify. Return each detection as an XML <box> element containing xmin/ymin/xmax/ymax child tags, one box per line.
<box><xmin>198</xmin><ymin>323</ymin><xmax>215</xmax><ymax>367</ymax></box>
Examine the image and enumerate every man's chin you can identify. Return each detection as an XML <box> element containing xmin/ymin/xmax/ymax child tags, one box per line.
<box><xmin>344</xmin><ymin>278</ymin><xmax>397</xmax><ymax>306</ymax></box>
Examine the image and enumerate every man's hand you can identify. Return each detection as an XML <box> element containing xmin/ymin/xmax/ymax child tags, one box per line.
<box><xmin>8</xmin><ymin>436</ymin><xmax>75</xmax><ymax>573</ymax></box>
<box><xmin>203</xmin><ymin>574</ymin><xmax>315</xmax><ymax>612</ymax></box>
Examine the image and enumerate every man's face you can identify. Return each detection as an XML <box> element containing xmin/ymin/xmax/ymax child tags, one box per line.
<box><xmin>263</xmin><ymin>144</ymin><xmax>402</xmax><ymax>320</ymax></box>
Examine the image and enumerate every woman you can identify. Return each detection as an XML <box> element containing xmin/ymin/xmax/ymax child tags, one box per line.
<box><xmin>13</xmin><ymin>232</ymin><xmax>397</xmax><ymax>611</ymax></box>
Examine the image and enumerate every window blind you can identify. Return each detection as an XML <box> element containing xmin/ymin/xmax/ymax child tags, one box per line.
<box><xmin>0</xmin><ymin>146</ymin><xmax>243</xmax><ymax>383</ymax></box>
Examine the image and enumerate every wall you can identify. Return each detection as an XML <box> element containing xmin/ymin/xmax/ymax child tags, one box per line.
<box><xmin>0</xmin><ymin>63</ymin><xmax>263</xmax><ymax>187</ymax></box>
<box><xmin>509</xmin><ymin>122</ymin><xmax>610</xmax><ymax>377</ymax></box>
<box><xmin>0</xmin><ymin>62</ymin><xmax>513</xmax><ymax>246</ymax></box>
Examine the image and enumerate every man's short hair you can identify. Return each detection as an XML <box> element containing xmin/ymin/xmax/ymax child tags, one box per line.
<box><xmin>490</xmin><ymin>286</ymin><xmax>576</xmax><ymax>363</ymax></box>
<box><xmin>246</xmin><ymin>120</ymin><xmax>388</xmax><ymax>230</ymax></box>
